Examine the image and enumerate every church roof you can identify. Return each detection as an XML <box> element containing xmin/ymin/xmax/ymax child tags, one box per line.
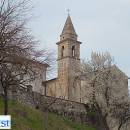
<box><xmin>61</xmin><ymin>15</ymin><xmax>77</xmax><ymax>36</ymax></box>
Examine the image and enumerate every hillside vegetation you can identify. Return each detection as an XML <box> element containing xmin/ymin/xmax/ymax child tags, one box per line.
<box><xmin>0</xmin><ymin>98</ymin><xmax>95</xmax><ymax>130</ymax></box>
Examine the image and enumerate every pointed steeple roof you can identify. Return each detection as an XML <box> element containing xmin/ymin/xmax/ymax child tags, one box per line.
<box><xmin>60</xmin><ymin>14</ymin><xmax>77</xmax><ymax>40</ymax></box>
<box><xmin>61</xmin><ymin>15</ymin><xmax>77</xmax><ymax>37</ymax></box>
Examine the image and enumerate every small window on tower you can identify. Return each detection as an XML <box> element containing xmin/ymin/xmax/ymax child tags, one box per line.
<box><xmin>61</xmin><ymin>46</ymin><xmax>64</xmax><ymax>57</ymax></box>
<box><xmin>72</xmin><ymin>46</ymin><xmax>75</xmax><ymax>57</ymax></box>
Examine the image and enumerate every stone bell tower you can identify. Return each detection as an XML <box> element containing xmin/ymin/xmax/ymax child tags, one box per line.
<box><xmin>56</xmin><ymin>14</ymin><xmax>82</xmax><ymax>101</ymax></box>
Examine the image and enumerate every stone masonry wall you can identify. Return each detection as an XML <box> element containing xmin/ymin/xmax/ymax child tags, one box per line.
<box><xmin>7</xmin><ymin>86</ymin><xmax>102</xmax><ymax>130</ymax></box>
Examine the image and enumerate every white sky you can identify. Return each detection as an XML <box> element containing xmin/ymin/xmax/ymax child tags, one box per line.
<box><xmin>28</xmin><ymin>0</ymin><xmax>130</xmax><ymax>85</ymax></box>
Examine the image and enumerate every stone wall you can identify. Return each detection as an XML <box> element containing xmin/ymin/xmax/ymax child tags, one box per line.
<box><xmin>7</xmin><ymin>86</ymin><xmax>102</xmax><ymax>130</ymax></box>
<box><xmin>9</xmin><ymin>86</ymin><xmax>87</xmax><ymax>113</ymax></box>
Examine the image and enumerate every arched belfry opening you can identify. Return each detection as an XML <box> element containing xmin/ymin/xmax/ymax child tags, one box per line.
<box><xmin>72</xmin><ymin>46</ymin><xmax>75</xmax><ymax>57</ymax></box>
<box><xmin>61</xmin><ymin>46</ymin><xmax>64</xmax><ymax>58</ymax></box>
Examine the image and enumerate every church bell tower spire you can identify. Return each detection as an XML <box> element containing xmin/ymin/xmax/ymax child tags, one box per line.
<box><xmin>56</xmin><ymin>14</ymin><xmax>81</xmax><ymax>101</ymax></box>
<box><xmin>60</xmin><ymin>14</ymin><xmax>77</xmax><ymax>41</ymax></box>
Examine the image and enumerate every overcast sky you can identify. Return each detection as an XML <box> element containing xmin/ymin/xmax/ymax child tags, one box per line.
<box><xmin>28</xmin><ymin>0</ymin><xmax>130</xmax><ymax>84</ymax></box>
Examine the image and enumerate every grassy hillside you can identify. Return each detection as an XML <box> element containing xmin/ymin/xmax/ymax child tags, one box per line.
<box><xmin>0</xmin><ymin>98</ymin><xmax>95</xmax><ymax>130</ymax></box>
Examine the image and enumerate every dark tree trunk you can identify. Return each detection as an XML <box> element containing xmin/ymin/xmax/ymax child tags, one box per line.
<box><xmin>44</xmin><ymin>108</ymin><xmax>48</xmax><ymax>130</ymax></box>
<box><xmin>102</xmin><ymin>116</ymin><xmax>109</xmax><ymax>130</ymax></box>
<box><xmin>3</xmin><ymin>86</ymin><xmax>8</xmax><ymax>115</ymax></box>
<box><xmin>118</xmin><ymin>122</ymin><xmax>123</xmax><ymax>130</ymax></box>
<box><xmin>95</xmin><ymin>103</ymin><xmax>110</xmax><ymax>130</ymax></box>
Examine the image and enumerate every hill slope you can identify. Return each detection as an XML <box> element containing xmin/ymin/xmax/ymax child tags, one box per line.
<box><xmin>0</xmin><ymin>98</ymin><xmax>95</xmax><ymax>130</ymax></box>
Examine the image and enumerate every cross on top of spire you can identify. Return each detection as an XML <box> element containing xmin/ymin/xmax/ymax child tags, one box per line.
<box><xmin>67</xmin><ymin>9</ymin><xmax>70</xmax><ymax>15</ymax></box>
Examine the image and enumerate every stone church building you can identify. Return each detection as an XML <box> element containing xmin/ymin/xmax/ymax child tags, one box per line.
<box><xmin>29</xmin><ymin>15</ymin><xmax>128</xmax><ymax>104</ymax></box>
<box><xmin>41</xmin><ymin>15</ymin><xmax>128</xmax><ymax>103</ymax></box>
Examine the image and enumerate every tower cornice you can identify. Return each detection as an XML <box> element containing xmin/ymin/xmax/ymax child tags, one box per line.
<box><xmin>56</xmin><ymin>38</ymin><xmax>82</xmax><ymax>45</ymax></box>
<box><xmin>57</xmin><ymin>56</ymin><xmax>80</xmax><ymax>61</ymax></box>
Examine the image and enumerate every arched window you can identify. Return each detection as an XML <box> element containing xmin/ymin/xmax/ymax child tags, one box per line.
<box><xmin>72</xmin><ymin>46</ymin><xmax>75</xmax><ymax>57</ymax></box>
<box><xmin>61</xmin><ymin>46</ymin><xmax>64</xmax><ymax>57</ymax></box>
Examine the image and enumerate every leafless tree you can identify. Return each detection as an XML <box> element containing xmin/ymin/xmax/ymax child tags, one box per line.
<box><xmin>81</xmin><ymin>52</ymin><xmax>130</xmax><ymax>130</ymax></box>
<box><xmin>111</xmin><ymin>97</ymin><xmax>130</xmax><ymax>130</ymax></box>
<box><xmin>0</xmin><ymin>0</ymin><xmax>53</xmax><ymax>115</ymax></box>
